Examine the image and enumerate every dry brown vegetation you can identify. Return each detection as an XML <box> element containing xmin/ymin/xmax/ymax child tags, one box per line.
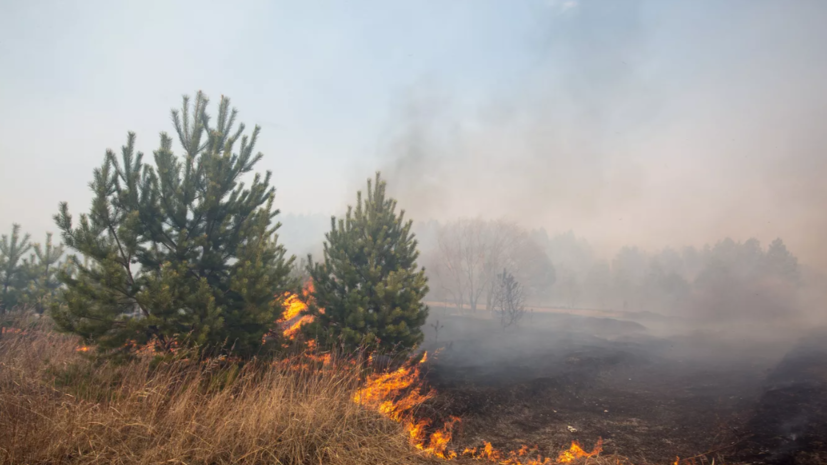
<box><xmin>0</xmin><ymin>312</ymin><xmax>639</xmax><ymax>465</ymax></box>
<box><xmin>0</xmin><ymin>312</ymin><xmax>428</xmax><ymax>465</ymax></box>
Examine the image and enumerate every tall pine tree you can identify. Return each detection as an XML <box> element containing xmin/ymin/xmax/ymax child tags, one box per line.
<box><xmin>53</xmin><ymin>91</ymin><xmax>294</xmax><ymax>358</ymax></box>
<box><xmin>0</xmin><ymin>224</ymin><xmax>32</xmax><ymax>311</ymax></box>
<box><xmin>306</xmin><ymin>173</ymin><xmax>428</xmax><ymax>354</ymax></box>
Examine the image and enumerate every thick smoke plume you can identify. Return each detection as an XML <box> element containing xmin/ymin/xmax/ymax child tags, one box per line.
<box><xmin>377</xmin><ymin>1</ymin><xmax>827</xmax><ymax>275</ymax></box>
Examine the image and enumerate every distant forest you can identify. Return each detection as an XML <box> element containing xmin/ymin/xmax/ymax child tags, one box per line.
<box><xmin>277</xmin><ymin>213</ymin><xmax>805</xmax><ymax>322</ymax></box>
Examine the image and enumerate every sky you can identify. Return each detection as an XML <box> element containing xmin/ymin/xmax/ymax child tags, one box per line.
<box><xmin>1</xmin><ymin>0</ymin><xmax>826</xmax><ymax>268</ymax></box>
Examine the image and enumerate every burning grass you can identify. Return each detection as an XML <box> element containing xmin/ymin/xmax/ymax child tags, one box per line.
<box><xmin>353</xmin><ymin>350</ymin><xmax>605</xmax><ymax>465</ymax></box>
<box><xmin>0</xmin><ymin>314</ymin><xmax>422</xmax><ymax>465</ymax></box>
<box><xmin>0</xmin><ymin>308</ymin><xmax>613</xmax><ymax>465</ymax></box>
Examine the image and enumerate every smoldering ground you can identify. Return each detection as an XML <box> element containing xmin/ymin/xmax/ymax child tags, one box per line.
<box><xmin>417</xmin><ymin>304</ymin><xmax>827</xmax><ymax>463</ymax></box>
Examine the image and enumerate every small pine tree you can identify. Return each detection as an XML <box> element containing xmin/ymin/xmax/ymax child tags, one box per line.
<box><xmin>0</xmin><ymin>224</ymin><xmax>32</xmax><ymax>311</ymax></box>
<box><xmin>306</xmin><ymin>173</ymin><xmax>428</xmax><ymax>355</ymax></box>
<box><xmin>21</xmin><ymin>233</ymin><xmax>66</xmax><ymax>313</ymax></box>
<box><xmin>492</xmin><ymin>268</ymin><xmax>526</xmax><ymax>329</ymax></box>
<box><xmin>52</xmin><ymin>91</ymin><xmax>294</xmax><ymax>358</ymax></box>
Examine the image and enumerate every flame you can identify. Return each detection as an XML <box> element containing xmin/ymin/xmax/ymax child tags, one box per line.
<box><xmin>410</xmin><ymin>416</ymin><xmax>460</xmax><ymax>459</ymax></box>
<box><xmin>281</xmin><ymin>287</ymin><xmax>309</xmax><ymax>321</ymax></box>
<box><xmin>306</xmin><ymin>352</ymin><xmax>332</xmax><ymax>365</ymax></box>
<box><xmin>352</xmin><ymin>350</ymin><xmax>603</xmax><ymax>464</ymax></box>
<box><xmin>556</xmin><ymin>439</ymin><xmax>603</xmax><ymax>463</ymax></box>
<box><xmin>1</xmin><ymin>327</ymin><xmax>28</xmax><ymax>336</ymax></box>
<box><xmin>353</xmin><ymin>352</ymin><xmax>460</xmax><ymax>457</ymax></box>
<box><xmin>352</xmin><ymin>358</ymin><xmax>434</xmax><ymax>421</ymax></box>
<box><xmin>463</xmin><ymin>441</ymin><xmax>503</xmax><ymax>461</ymax></box>
<box><xmin>272</xmin><ymin>351</ymin><xmax>334</xmax><ymax>372</ymax></box>
<box><xmin>462</xmin><ymin>441</ymin><xmax>562</xmax><ymax>465</ymax></box>
<box><xmin>282</xmin><ymin>315</ymin><xmax>314</xmax><ymax>339</ymax></box>
<box><xmin>275</xmin><ymin>280</ymin><xmax>321</xmax><ymax>343</ymax></box>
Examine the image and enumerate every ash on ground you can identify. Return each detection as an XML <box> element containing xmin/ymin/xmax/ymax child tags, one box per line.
<box><xmin>420</xmin><ymin>309</ymin><xmax>827</xmax><ymax>464</ymax></box>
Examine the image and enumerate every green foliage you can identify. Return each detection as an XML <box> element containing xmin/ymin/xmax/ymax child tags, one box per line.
<box><xmin>306</xmin><ymin>172</ymin><xmax>428</xmax><ymax>355</ymax></box>
<box><xmin>20</xmin><ymin>232</ymin><xmax>67</xmax><ymax>313</ymax></box>
<box><xmin>0</xmin><ymin>224</ymin><xmax>33</xmax><ymax>311</ymax></box>
<box><xmin>52</xmin><ymin>91</ymin><xmax>294</xmax><ymax>359</ymax></box>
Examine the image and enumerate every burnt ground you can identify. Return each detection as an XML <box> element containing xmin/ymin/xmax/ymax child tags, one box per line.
<box><xmin>419</xmin><ymin>310</ymin><xmax>827</xmax><ymax>464</ymax></box>
<box><xmin>733</xmin><ymin>334</ymin><xmax>827</xmax><ymax>465</ymax></box>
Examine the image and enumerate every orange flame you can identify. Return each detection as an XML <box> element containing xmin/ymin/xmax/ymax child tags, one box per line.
<box><xmin>282</xmin><ymin>315</ymin><xmax>314</xmax><ymax>339</ymax></box>
<box><xmin>556</xmin><ymin>439</ymin><xmax>603</xmax><ymax>463</ymax></box>
<box><xmin>353</xmin><ymin>350</ymin><xmax>603</xmax><ymax>463</ymax></box>
<box><xmin>352</xmin><ymin>352</ymin><xmax>463</xmax><ymax>457</ymax></box>
<box><xmin>410</xmin><ymin>416</ymin><xmax>460</xmax><ymax>459</ymax></box>
<box><xmin>275</xmin><ymin>280</ymin><xmax>320</xmax><ymax>343</ymax></box>
<box><xmin>281</xmin><ymin>287</ymin><xmax>310</xmax><ymax>321</ymax></box>
<box><xmin>352</xmin><ymin>358</ymin><xmax>434</xmax><ymax>421</ymax></box>
<box><xmin>1</xmin><ymin>327</ymin><xmax>29</xmax><ymax>336</ymax></box>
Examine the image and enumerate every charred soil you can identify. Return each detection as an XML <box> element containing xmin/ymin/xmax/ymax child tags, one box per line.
<box><xmin>420</xmin><ymin>311</ymin><xmax>827</xmax><ymax>464</ymax></box>
<box><xmin>732</xmin><ymin>334</ymin><xmax>827</xmax><ymax>465</ymax></box>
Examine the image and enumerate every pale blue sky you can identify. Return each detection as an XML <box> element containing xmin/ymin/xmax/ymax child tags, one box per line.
<box><xmin>1</xmin><ymin>1</ymin><xmax>826</xmax><ymax>266</ymax></box>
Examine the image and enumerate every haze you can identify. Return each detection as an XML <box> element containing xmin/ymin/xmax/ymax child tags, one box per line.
<box><xmin>1</xmin><ymin>0</ymin><xmax>826</xmax><ymax>270</ymax></box>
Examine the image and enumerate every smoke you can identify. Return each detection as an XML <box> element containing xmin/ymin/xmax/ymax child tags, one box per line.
<box><xmin>377</xmin><ymin>0</ymin><xmax>827</xmax><ymax>272</ymax></box>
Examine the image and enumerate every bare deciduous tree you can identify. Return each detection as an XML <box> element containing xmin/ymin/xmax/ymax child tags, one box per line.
<box><xmin>432</xmin><ymin>218</ymin><xmax>554</xmax><ymax>313</ymax></box>
<box><xmin>435</xmin><ymin>218</ymin><xmax>489</xmax><ymax>312</ymax></box>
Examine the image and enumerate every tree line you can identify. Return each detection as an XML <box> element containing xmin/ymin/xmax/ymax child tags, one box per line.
<box><xmin>533</xmin><ymin>230</ymin><xmax>801</xmax><ymax>320</ymax></box>
<box><xmin>418</xmin><ymin>221</ymin><xmax>802</xmax><ymax>322</ymax></box>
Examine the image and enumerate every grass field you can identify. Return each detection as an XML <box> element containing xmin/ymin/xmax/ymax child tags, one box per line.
<box><xmin>0</xmin><ymin>313</ymin><xmax>429</xmax><ymax>465</ymax></box>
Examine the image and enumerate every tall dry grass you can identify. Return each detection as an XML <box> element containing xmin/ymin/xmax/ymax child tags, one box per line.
<box><xmin>0</xmin><ymin>312</ymin><xmax>429</xmax><ymax>465</ymax></box>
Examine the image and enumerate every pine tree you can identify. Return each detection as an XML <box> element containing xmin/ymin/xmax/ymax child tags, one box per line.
<box><xmin>20</xmin><ymin>233</ymin><xmax>66</xmax><ymax>314</ymax></box>
<box><xmin>52</xmin><ymin>91</ymin><xmax>294</xmax><ymax>358</ymax></box>
<box><xmin>0</xmin><ymin>224</ymin><xmax>32</xmax><ymax>311</ymax></box>
<box><xmin>306</xmin><ymin>173</ymin><xmax>428</xmax><ymax>355</ymax></box>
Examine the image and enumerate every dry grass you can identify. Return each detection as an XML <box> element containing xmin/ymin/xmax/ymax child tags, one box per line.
<box><xmin>0</xmin><ymin>312</ymin><xmax>641</xmax><ymax>465</ymax></box>
<box><xmin>0</xmin><ymin>312</ymin><xmax>429</xmax><ymax>465</ymax></box>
